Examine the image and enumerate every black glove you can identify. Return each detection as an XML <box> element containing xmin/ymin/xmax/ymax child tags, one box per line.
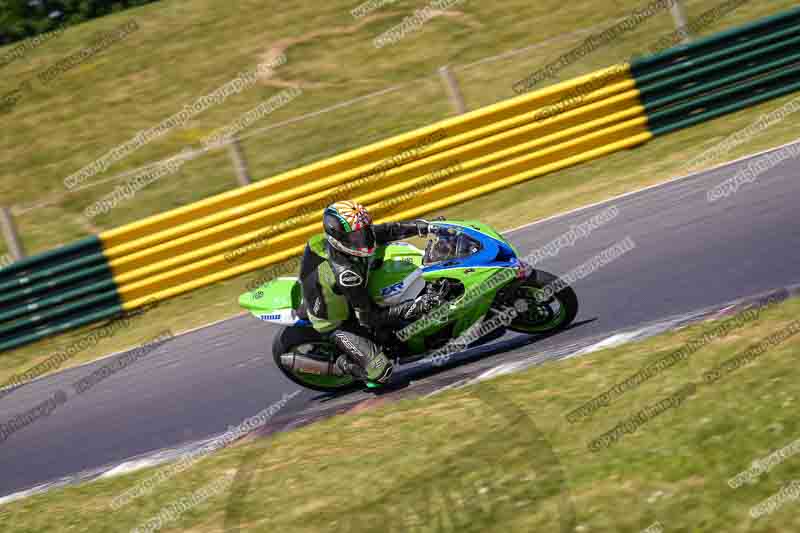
<box><xmin>360</xmin><ymin>292</ymin><xmax>442</xmax><ymax>330</ymax></box>
<box><xmin>400</xmin><ymin>291</ymin><xmax>443</xmax><ymax>321</ymax></box>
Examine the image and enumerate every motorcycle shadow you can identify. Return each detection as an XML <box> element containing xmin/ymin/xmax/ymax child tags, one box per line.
<box><xmin>314</xmin><ymin>318</ymin><xmax>596</xmax><ymax>402</ymax></box>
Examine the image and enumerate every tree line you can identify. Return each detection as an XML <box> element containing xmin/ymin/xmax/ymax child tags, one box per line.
<box><xmin>0</xmin><ymin>0</ymin><xmax>157</xmax><ymax>45</ymax></box>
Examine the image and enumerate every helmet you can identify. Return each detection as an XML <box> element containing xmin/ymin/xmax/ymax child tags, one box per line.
<box><xmin>323</xmin><ymin>200</ymin><xmax>376</xmax><ymax>257</ymax></box>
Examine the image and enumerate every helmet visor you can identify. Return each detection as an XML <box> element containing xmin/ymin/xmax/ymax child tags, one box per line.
<box><xmin>342</xmin><ymin>226</ymin><xmax>376</xmax><ymax>256</ymax></box>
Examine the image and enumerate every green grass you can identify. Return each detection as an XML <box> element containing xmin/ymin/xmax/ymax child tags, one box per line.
<box><xmin>3</xmin><ymin>297</ymin><xmax>799</xmax><ymax>532</ymax></box>
<box><xmin>1</xmin><ymin>0</ymin><xmax>799</xmax><ymax>388</ymax></box>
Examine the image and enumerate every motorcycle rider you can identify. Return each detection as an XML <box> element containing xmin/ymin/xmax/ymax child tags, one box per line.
<box><xmin>299</xmin><ymin>200</ymin><xmax>442</xmax><ymax>385</ymax></box>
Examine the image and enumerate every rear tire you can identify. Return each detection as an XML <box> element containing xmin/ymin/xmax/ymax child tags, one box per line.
<box><xmin>507</xmin><ymin>270</ymin><xmax>579</xmax><ymax>335</ymax></box>
<box><xmin>272</xmin><ymin>326</ymin><xmax>358</xmax><ymax>393</ymax></box>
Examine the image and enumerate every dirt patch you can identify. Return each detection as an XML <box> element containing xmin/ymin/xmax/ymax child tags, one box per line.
<box><xmin>256</xmin><ymin>8</ymin><xmax>479</xmax><ymax>88</ymax></box>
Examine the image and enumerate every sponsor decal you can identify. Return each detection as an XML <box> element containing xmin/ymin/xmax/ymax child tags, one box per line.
<box><xmin>339</xmin><ymin>270</ymin><xmax>364</xmax><ymax>287</ymax></box>
<box><xmin>380</xmin><ymin>281</ymin><xmax>404</xmax><ymax>296</ymax></box>
<box><xmin>259</xmin><ymin>313</ymin><xmax>282</xmax><ymax>321</ymax></box>
<box><xmin>335</xmin><ymin>333</ymin><xmax>359</xmax><ymax>354</ymax></box>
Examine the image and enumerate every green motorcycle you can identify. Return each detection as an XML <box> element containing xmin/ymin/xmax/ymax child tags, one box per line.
<box><xmin>238</xmin><ymin>220</ymin><xmax>578</xmax><ymax>392</ymax></box>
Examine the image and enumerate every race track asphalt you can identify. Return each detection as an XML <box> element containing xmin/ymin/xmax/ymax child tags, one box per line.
<box><xmin>1</xmin><ymin>139</ymin><xmax>798</xmax><ymax>498</ymax></box>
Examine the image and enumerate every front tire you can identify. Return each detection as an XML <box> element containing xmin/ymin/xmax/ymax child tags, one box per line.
<box><xmin>272</xmin><ymin>326</ymin><xmax>357</xmax><ymax>393</ymax></box>
<box><xmin>507</xmin><ymin>270</ymin><xmax>578</xmax><ymax>334</ymax></box>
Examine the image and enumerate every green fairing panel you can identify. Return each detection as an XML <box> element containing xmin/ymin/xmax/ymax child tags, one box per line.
<box><xmin>367</xmin><ymin>243</ymin><xmax>424</xmax><ymax>304</ymax></box>
<box><xmin>403</xmin><ymin>266</ymin><xmax>515</xmax><ymax>354</ymax></box>
<box><xmin>239</xmin><ymin>278</ymin><xmax>302</xmax><ymax>314</ymax></box>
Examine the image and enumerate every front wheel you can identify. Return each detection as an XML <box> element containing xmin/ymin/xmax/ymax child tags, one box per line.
<box><xmin>506</xmin><ymin>270</ymin><xmax>578</xmax><ymax>334</ymax></box>
<box><xmin>272</xmin><ymin>326</ymin><xmax>357</xmax><ymax>393</ymax></box>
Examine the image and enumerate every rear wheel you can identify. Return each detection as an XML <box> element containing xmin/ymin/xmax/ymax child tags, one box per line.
<box><xmin>272</xmin><ymin>326</ymin><xmax>357</xmax><ymax>392</ymax></box>
<box><xmin>507</xmin><ymin>270</ymin><xmax>578</xmax><ymax>334</ymax></box>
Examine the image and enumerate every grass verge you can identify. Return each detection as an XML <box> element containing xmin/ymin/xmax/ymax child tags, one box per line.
<box><xmin>3</xmin><ymin>296</ymin><xmax>800</xmax><ymax>532</ymax></box>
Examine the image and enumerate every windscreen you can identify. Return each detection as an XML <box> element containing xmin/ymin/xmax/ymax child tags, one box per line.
<box><xmin>423</xmin><ymin>227</ymin><xmax>482</xmax><ymax>265</ymax></box>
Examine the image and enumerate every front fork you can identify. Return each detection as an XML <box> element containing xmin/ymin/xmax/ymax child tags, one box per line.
<box><xmin>492</xmin><ymin>261</ymin><xmax>532</xmax><ymax>308</ymax></box>
<box><xmin>491</xmin><ymin>263</ymin><xmax>552</xmax><ymax>318</ymax></box>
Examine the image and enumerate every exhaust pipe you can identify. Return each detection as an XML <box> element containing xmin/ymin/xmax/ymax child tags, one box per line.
<box><xmin>280</xmin><ymin>354</ymin><xmax>341</xmax><ymax>376</ymax></box>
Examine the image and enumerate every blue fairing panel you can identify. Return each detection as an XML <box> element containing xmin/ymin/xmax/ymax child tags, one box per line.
<box><xmin>422</xmin><ymin>225</ymin><xmax>520</xmax><ymax>273</ymax></box>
